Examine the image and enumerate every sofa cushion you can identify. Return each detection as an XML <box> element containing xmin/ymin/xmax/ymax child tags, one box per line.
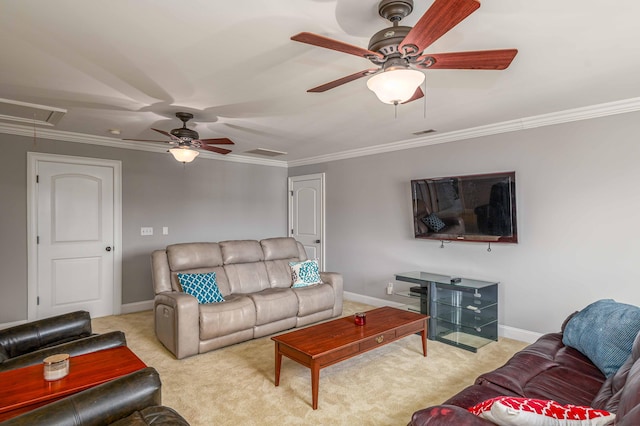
<box><xmin>260</xmin><ymin>237</ymin><xmax>300</xmax><ymax>260</ymax></box>
<box><xmin>199</xmin><ymin>295</ymin><xmax>256</xmax><ymax>340</ymax></box>
<box><xmin>475</xmin><ymin>333</ymin><xmax>606</xmax><ymax>407</ymax></box>
<box><xmin>290</xmin><ymin>259</ymin><xmax>322</xmax><ymax>288</ymax></box>
<box><xmin>167</xmin><ymin>243</ymin><xmax>223</xmax><ymax>270</ymax></box>
<box><xmin>265</xmin><ymin>259</ymin><xmax>297</xmax><ymax>289</ymax></box>
<box><xmin>177</xmin><ymin>272</ymin><xmax>225</xmax><ymax>304</ymax></box>
<box><xmin>110</xmin><ymin>406</ymin><xmax>190</xmax><ymax>426</ymax></box>
<box><xmin>563</xmin><ymin>299</ymin><xmax>640</xmax><ymax>377</ymax></box>
<box><xmin>592</xmin><ymin>331</ymin><xmax>640</xmax><ymax>412</ymax></box>
<box><xmin>293</xmin><ymin>283</ymin><xmax>335</xmax><ymax>317</ymax></box>
<box><xmin>248</xmin><ymin>288</ymin><xmax>298</xmax><ymax>326</ymax></box>
<box><xmin>224</xmin><ymin>262</ymin><xmax>271</xmax><ymax>294</ymax></box>
<box><xmin>220</xmin><ymin>240</ymin><xmax>264</xmax><ymax>264</ymax></box>
<box><xmin>470</xmin><ymin>396</ymin><xmax>615</xmax><ymax>426</ymax></box>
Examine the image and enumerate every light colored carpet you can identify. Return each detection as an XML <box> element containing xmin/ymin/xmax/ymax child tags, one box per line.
<box><xmin>92</xmin><ymin>300</ymin><xmax>527</xmax><ymax>425</ymax></box>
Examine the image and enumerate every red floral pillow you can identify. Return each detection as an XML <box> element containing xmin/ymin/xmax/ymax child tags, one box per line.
<box><xmin>469</xmin><ymin>396</ymin><xmax>615</xmax><ymax>426</ymax></box>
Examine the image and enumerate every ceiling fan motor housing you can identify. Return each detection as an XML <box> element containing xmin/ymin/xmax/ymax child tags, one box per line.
<box><xmin>368</xmin><ymin>25</ymin><xmax>412</xmax><ymax>57</ymax></box>
<box><xmin>170</xmin><ymin>127</ymin><xmax>199</xmax><ymax>141</ymax></box>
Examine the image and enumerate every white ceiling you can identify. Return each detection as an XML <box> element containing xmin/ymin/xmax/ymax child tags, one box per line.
<box><xmin>1</xmin><ymin>0</ymin><xmax>639</xmax><ymax>164</ymax></box>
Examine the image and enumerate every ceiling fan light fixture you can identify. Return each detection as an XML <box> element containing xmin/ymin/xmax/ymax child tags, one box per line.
<box><xmin>169</xmin><ymin>146</ymin><xmax>200</xmax><ymax>163</ymax></box>
<box><xmin>366</xmin><ymin>68</ymin><xmax>425</xmax><ymax>104</ymax></box>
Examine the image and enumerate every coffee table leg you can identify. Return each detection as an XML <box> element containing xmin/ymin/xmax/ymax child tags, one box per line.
<box><xmin>311</xmin><ymin>361</ymin><xmax>320</xmax><ymax>410</ymax></box>
<box><xmin>274</xmin><ymin>343</ymin><xmax>282</xmax><ymax>386</ymax></box>
<box><xmin>421</xmin><ymin>323</ymin><xmax>428</xmax><ymax>357</ymax></box>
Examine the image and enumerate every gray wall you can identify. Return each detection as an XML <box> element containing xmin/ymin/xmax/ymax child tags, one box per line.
<box><xmin>0</xmin><ymin>133</ymin><xmax>288</xmax><ymax>323</ymax></box>
<box><xmin>290</xmin><ymin>111</ymin><xmax>640</xmax><ymax>334</ymax></box>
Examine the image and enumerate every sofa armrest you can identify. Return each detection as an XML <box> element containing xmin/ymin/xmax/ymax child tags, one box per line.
<box><xmin>409</xmin><ymin>405</ymin><xmax>495</xmax><ymax>426</ymax></box>
<box><xmin>320</xmin><ymin>272</ymin><xmax>343</xmax><ymax>317</ymax></box>
<box><xmin>0</xmin><ymin>311</ymin><xmax>92</xmax><ymax>359</ymax></box>
<box><xmin>154</xmin><ymin>291</ymin><xmax>200</xmax><ymax>359</ymax></box>
<box><xmin>0</xmin><ymin>367</ymin><xmax>172</xmax><ymax>425</ymax></box>
<box><xmin>0</xmin><ymin>331</ymin><xmax>126</xmax><ymax>372</ymax></box>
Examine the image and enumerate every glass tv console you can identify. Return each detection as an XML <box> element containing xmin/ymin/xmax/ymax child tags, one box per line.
<box><xmin>395</xmin><ymin>271</ymin><xmax>498</xmax><ymax>352</ymax></box>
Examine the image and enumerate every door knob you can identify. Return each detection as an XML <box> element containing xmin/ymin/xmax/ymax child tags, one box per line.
<box><xmin>315</xmin><ymin>240</ymin><xmax>321</xmax><ymax>243</ymax></box>
<box><xmin>105</xmin><ymin>246</ymin><xmax>112</xmax><ymax>252</ymax></box>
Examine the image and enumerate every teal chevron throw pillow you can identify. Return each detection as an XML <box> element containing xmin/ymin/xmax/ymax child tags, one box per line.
<box><xmin>289</xmin><ymin>260</ymin><xmax>322</xmax><ymax>288</ymax></box>
<box><xmin>177</xmin><ymin>272</ymin><xmax>225</xmax><ymax>304</ymax></box>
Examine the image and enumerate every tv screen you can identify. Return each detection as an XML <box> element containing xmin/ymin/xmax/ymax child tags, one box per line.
<box><xmin>411</xmin><ymin>172</ymin><xmax>517</xmax><ymax>243</ymax></box>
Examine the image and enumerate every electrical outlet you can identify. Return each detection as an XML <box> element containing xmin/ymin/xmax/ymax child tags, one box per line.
<box><xmin>162</xmin><ymin>226</ymin><xmax>169</xmax><ymax>235</ymax></box>
<box><xmin>140</xmin><ymin>227</ymin><xmax>153</xmax><ymax>236</ymax></box>
<box><xmin>386</xmin><ymin>282</ymin><xmax>394</xmax><ymax>295</ymax></box>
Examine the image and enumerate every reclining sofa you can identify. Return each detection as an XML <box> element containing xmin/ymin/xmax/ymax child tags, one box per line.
<box><xmin>0</xmin><ymin>310</ymin><xmax>126</xmax><ymax>372</ymax></box>
<box><xmin>409</xmin><ymin>300</ymin><xmax>640</xmax><ymax>425</ymax></box>
<box><xmin>151</xmin><ymin>237</ymin><xmax>343</xmax><ymax>359</ymax></box>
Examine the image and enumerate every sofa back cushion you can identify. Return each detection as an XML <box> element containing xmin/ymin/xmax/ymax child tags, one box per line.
<box><xmin>224</xmin><ymin>262</ymin><xmax>270</xmax><ymax>294</ymax></box>
<box><xmin>260</xmin><ymin>237</ymin><xmax>299</xmax><ymax>260</ymax></box>
<box><xmin>220</xmin><ymin>240</ymin><xmax>264</xmax><ymax>264</ymax></box>
<box><xmin>167</xmin><ymin>243</ymin><xmax>223</xmax><ymax>270</ymax></box>
<box><xmin>166</xmin><ymin>243</ymin><xmax>231</xmax><ymax>294</ymax></box>
<box><xmin>592</xmin><ymin>331</ymin><xmax>640</xmax><ymax>415</ymax></box>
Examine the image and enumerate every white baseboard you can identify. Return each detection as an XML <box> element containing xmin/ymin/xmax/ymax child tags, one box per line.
<box><xmin>120</xmin><ymin>300</ymin><xmax>154</xmax><ymax>314</ymax></box>
<box><xmin>0</xmin><ymin>319</ymin><xmax>27</xmax><ymax>330</ymax></box>
<box><xmin>343</xmin><ymin>291</ymin><xmax>541</xmax><ymax>344</ymax></box>
<box><xmin>344</xmin><ymin>291</ymin><xmax>405</xmax><ymax>308</ymax></box>
<box><xmin>499</xmin><ymin>325</ymin><xmax>542</xmax><ymax>344</ymax></box>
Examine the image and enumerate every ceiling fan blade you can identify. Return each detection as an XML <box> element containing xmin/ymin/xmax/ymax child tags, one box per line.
<box><xmin>151</xmin><ymin>128</ymin><xmax>181</xmax><ymax>141</ymax></box>
<box><xmin>292</xmin><ymin>32</ymin><xmax>383</xmax><ymax>60</ymax></box>
<box><xmin>400</xmin><ymin>0</ymin><xmax>480</xmax><ymax>54</ymax></box>
<box><xmin>308</xmin><ymin>68</ymin><xmax>379</xmax><ymax>93</ymax></box>
<box><xmin>122</xmin><ymin>139</ymin><xmax>169</xmax><ymax>143</ymax></box>
<box><xmin>200</xmin><ymin>145</ymin><xmax>232</xmax><ymax>155</ymax></box>
<box><xmin>417</xmin><ymin>49</ymin><xmax>518</xmax><ymax>70</ymax></box>
<box><xmin>401</xmin><ymin>87</ymin><xmax>424</xmax><ymax>104</ymax></box>
<box><xmin>198</xmin><ymin>138</ymin><xmax>235</xmax><ymax>145</ymax></box>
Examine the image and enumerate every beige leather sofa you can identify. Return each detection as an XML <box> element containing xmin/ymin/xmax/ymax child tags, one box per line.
<box><xmin>151</xmin><ymin>237</ymin><xmax>343</xmax><ymax>359</ymax></box>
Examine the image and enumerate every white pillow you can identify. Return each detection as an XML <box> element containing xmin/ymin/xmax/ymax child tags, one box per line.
<box><xmin>289</xmin><ymin>259</ymin><xmax>322</xmax><ymax>288</ymax></box>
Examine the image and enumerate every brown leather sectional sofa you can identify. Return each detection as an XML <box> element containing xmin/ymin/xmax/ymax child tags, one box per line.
<box><xmin>0</xmin><ymin>310</ymin><xmax>126</xmax><ymax>373</ymax></box>
<box><xmin>2</xmin><ymin>367</ymin><xmax>189</xmax><ymax>425</ymax></box>
<box><xmin>151</xmin><ymin>237</ymin><xmax>343</xmax><ymax>359</ymax></box>
<box><xmin>409</xmin><ymin>312</ymin><xmax>640</xmax><ymax>425</ymax></box>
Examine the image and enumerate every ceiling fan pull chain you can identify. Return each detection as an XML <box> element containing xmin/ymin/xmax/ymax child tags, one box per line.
<box><xmin>423</xmin><ymin>77</ymin><xmax>427</xmax><ymax>119</ymax></box>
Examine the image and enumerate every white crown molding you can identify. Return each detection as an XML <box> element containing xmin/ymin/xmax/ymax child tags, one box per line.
<box><xmin>3</xmin><ymin>97</ymin><xmax>639</xmax><ymax>169</ymax></box>
<box><xmin>288</xmin><ymin>97</ymin><xmax>640</xmax><ymax>167</ymax></box>
<box><xmin>0</xmin><ymin>122</ymin><xmax>288</xmax><ymax>168</ymax></box>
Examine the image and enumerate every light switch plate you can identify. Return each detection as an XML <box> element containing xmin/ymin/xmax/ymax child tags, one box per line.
<box><xmin>141</xmin><ymin>227</ymin><xmax>153</xmax><ymax>236</ymax></box>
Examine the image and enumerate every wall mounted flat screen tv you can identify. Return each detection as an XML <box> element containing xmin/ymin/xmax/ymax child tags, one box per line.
<box><xmin>411</xmin><ymin>171</ymin><xmax>517</xmax><ymax>243</ymax></box>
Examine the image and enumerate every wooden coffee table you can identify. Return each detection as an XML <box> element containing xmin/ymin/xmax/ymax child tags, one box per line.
<box><xmin>272</xmin><ymin>306</ymin><xmax>428</xmax><ymax>409</ymax></box>
<box><xmin>0</xmin><ymin>346</ymin><xmax>146</xmax><ymax>421</ymax></box>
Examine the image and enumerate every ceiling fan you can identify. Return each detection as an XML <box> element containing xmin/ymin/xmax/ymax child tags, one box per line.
<box><xmin>124</xmin><ymin>112</ymin><xmax>234</xmax><ymax>162</ymax></box>
<box><xmin>291</xmin><ymin>0</ymin><xmax>518</xmax><ymax>105</ymax></box>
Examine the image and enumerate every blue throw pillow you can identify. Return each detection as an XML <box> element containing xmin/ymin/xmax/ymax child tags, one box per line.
<box><xmin>289</xmin><ymin>260</ymin><xmax>322</xmax><ymax>288</ymax></box>
<box><xmin>562</xmin><ymin>299</ymin><xmax>640</xmax><ymax>377</ymax></box>
<box><xmin>177</xmin><ymin>272</ymin><xmax>225</xmax><ymax>304</ymax></box>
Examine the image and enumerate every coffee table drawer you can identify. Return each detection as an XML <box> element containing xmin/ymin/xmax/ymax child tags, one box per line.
<box><xmin>320</xmin><ymin>344</ymin><xmax>360</xmax><ymax>365</ymax></box>
<box><xmin>360</xmin><ymin>331</ymin><xmax>396</xmax><ymax>351</ymax></box>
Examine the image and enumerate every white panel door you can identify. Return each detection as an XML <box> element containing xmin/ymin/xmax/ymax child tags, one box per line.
<box><xmin>37</xmin><ymin>161</ymin><xmax>115</xmax><ymax>318</ymax></box>
<box><xmin>289</xmin><ymin>174</ymin><xmax>325</xmax><ymax>269</ymax></box>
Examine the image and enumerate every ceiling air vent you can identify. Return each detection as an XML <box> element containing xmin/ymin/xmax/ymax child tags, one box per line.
<box><xmin>0</xmin><ymin>98</ymin><xmax>66</xmax><ymax>126</ymax></box>
<box><xmin>245</xmin><ymin>148</ymin><xmax>287</xmax><ymax>157</ymax></box>
<box><xmin>412</xmin><ymin>129</ymin><xmax>436</xmax><ymax>136</ymax></box>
